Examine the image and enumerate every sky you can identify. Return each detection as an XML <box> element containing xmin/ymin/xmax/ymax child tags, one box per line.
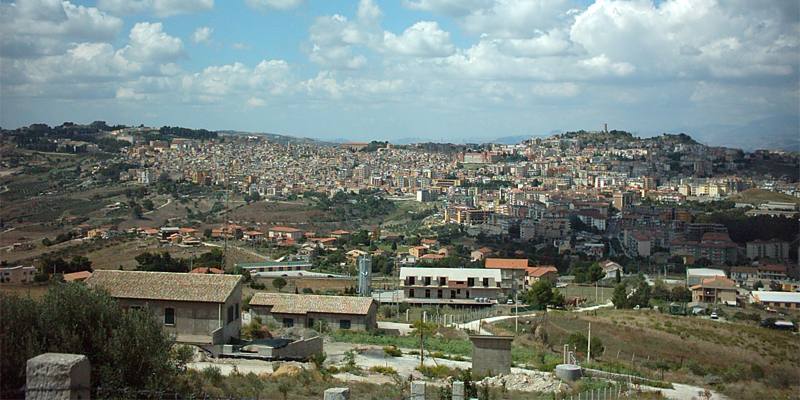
<box><xmin>1</xmin><ymin>0</ymin><xmax>798</xmax><ymax>148</ymax></box>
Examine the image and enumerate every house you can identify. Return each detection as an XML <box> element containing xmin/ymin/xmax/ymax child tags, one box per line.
<box><xmin>750</xmin><ymin>291</ymin><xmax>800</xmax><ymax>310</ymax></box>
<box><xmin>756</xmin><ymin>263</ymin><xmax>789</xmax><ymax>281</ymax></box>
<box><xmin>600</xmin><ymin>261</ymin><xmax>623</xmax><ymax>280</ymax></box>
<box><xmin>729</xmin><ymin>266</ymin><xmax>758</xmax><ymax>286</ymax></box>
<box><xmin>421</xmin><ymin>238</ymin><xmax>440</xmax><ymax>249</ymax></box>
<box><xmin>63</xmin><ymin>270</ymin><xmax>92</xmax><ymax>282</ymax></box>
<box><xmin>249</xmin><ymin>293</ymin><xmax>377</xmax><ymax>331</ymax></box>
<box><xmin>400</xmin><ymin>267</ymin><xmax>504</xmax><ymax>305</ymax></box>
<box><xmin>690</xmin><ymin>276</ymin><xmax>737</xmax><ymax>304</ymax></box>
<box><xmin>86</xmin><ymin>270</ymin><xmax>243</xmax><ymax>345</ymax></box>
<box><xmin>409</xmin><ymin>246</ymin><xmax>427</xmax><ymax>258</ymax></box>
<box><xmin>268</xmin><ymin>226</ymin><xmax>304</xmax><ymax>241</ymax></box>
<box><xmin>243</xmin><ymin>231</ymin><xmax>264</xmax><ymax>242</ymax></box>
<box><xmin>484</xmin><ymin>258</ymin><xmax>529</xmax><ymax>292</ymax></box>
<box><xmin>470</xmin><ymin>247</ymin><xmax>493</xmax><ymax>262</ymax></box>
<box><xmin>0</xmin><ymin>265</ymin><xmax>37</xmax><ymax>284</ymax></box>
<box><xmin>419</xmin><ymin>253</ymin><xmax>446</xmax><ymax>263</ymax></box>
<box><xmin>625</xmin><ymin>230</ymin><xmax>653</xmax><ymax>257</ymax></box>
<box><xmin>525</xmin><ymin>266</ymin><xmax>558</xmax><ymax>285</ymax></box>
<box><xmin>330</xmin><ymin>230</ymin><xmax>351</xmax><ymax>240</ymax></box>
<box><xmin>686</xmin><ymin>268</ymin><xmax>727</xmax><ymax>286</ymax></box>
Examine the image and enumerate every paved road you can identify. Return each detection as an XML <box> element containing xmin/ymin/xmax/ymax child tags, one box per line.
<box><xmin>573</xmin><ymin>301</ymin><xmax>615</xmax><ymax>312</ymax></box>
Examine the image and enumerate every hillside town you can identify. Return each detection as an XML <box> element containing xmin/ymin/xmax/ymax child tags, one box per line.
<box><xmin>1</xmin><ymin>122</ymin><xmax>799</xmax><ymax>400</ymax></box>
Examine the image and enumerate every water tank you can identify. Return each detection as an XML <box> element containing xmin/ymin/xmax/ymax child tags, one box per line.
<box><xmin>555</xmin><ymin>364</ymin><xmax>582</xmax><ymax>382</ymax></box>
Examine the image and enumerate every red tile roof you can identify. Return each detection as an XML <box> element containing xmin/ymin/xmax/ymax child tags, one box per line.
<box><xmin>485</xmin><ymin>258</ymin><xmax>529</xmax><ymax>269</ymax></box>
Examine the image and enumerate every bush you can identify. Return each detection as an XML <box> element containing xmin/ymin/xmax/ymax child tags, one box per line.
<box><xmin>416</xmin><ymin>365</ymin><xmax>462</xmax><ymax>379</ymax></box>
<box><xmin>369</xmin><ymin>365</ymin><xmax>397</xmax><ymax>375</ymax></box>
<box><xmin>0</xmin><ymin>283</ymin><xmax>182</xmax><ymax>392</ymax></box>
<box><xmin>383</xmin><ymin>346</ymin><xmax>402</xmax><ymax>357</ymax></box>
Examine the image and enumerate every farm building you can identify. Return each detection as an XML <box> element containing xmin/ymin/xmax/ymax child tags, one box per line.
<box><xmin>249</xmin><ymin>293</ymin><xmax>377</xmax><ymax>331</ymax></box>
<box><xmin>86</xmin><ymin>270</ymin><xmax>243</xmax><ymax>345</ymax></box>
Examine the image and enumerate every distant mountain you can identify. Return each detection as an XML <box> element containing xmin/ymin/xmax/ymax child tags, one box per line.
<box><xmin>675</xmin><ymin>115</ymin><xmax>799</xmax><ymax>152</ymax></box>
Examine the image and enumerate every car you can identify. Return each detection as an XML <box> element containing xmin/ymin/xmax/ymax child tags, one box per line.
<box><xmin>710</xmin><ymin>312</ymin><xmax>719</xmax><ymax>320</ymax></box>
<box><xmin>506</xmin><ymin>299</ymin><xmax>514</xmax><ymax>305</ymax></box>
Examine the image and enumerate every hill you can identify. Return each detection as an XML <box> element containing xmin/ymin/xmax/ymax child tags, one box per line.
<box><xmin>729</xmin><ymin>189</ymin><xmax>800</xmax><ymax>206</ymax></box>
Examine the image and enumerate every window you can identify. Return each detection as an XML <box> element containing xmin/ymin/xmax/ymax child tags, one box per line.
<box><xmin>227</xmin><ymin>305</ymin><xmax>234</xmax><ymax>324</ymax></box>
<box><xmin>439</xmin><ymin>277</ymin><xmax>446</xmax><ymax>286</ymax></box>
<box><xmin>467</xmin><ymin>278</ymin><xmax>475</xmax><ymax>287</ymax></box>
<box><xmin>235</xmin><ymin>303</ymin><xmax>240</xmax><ymax>319</ymax></box>
<box><xmin>450</xmin><ymin>290</ymin><xmax>456</xmax><ymax>299</ymax></box>
<box><xmin>409</xmin><ymin>289</ymin><xmax>415</xmax><ymax>298</ymax></box>
<box><xmin>283</xmin><ymin>318</ymin><xmax>294</xmax><ymax>327</ymax></box>
<box><xmin>483</xmin><ymin>278</ymin><xmax>489</xmax><ymax>287</ymax></box>
<box><xmin>425</xmin><ymin>289</ymin><xmax>430</xmax><ymax>298</ymax></box>
<box><xmin>164</xmin><ymin>307</ymin><xmax>175</xmax><ymax>325</ymax></box>
<box><xmin>424</xmin><ymin>277</ymin><xmax>431</xmax><ymax>286</ymax></box>
<box><xmin>339</xmin><ymin>319</ymin><xmax>351</xmax><ymax>330</ymax></box>
<box><xmin>307</xmin><ymin>318</ymin><xmax>315</xmax><ymax>328</ymax></box>
<box><xmin>437</xmin><ymin>290</ymin><xmax>442</xmax><ymax>298</ymax></box>
<box><xmin>408</xmin><ymin>277</ymin><xmax>415</xmax><ymax>285</ymax></box>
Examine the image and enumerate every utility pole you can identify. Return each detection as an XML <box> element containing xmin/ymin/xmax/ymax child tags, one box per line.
<box><xmin>587</xmin><ymin>322</ymin><xmax>592</xmax><ymax>362</ymax></box>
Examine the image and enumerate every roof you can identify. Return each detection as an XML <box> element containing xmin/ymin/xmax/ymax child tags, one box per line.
<box><xmin>237</xmin><ymin>261</ymin><xmax>312</xmax><ymax>268</ymax></box>
<box><xmin>249</xmin><ymin>293</ymin><xmax>375</xmax><ymax>315</ymax></box>
<box><xmin>190</xmin><ymin>267</ymin><xmax>224</xmax><ymax>274</ymax></box>
<box><xmin>752</xmin><ymin>291</ymin><xmax>800</xmax><ymax>304</ymax></box>
<box><xmin>400</xmin><ymin>267</ymin><xmax>501</xmax><ymax>280</ymax></box>
<box><xmin>730</xmin><ymin>266</ymin><xmax>758</xmax><ymax>274</ymax></box>
<box><xmin>86</xmin><ymin>270</ymin><xmax>241</xmax><ymax>303</ymax></box>
<box><xmin>690</xmin><ymin>276</ymin><xmax>736</xmax><ymax>290</ymax></box>
<box><xmin>686</xmin><ymin>268</ymin><xmax>726</xmax><ymax>277</ymax></box>
<box><xmin>485</xmin><ymin>258</ymin><xmax>529</xmax><ymax>270</ymax></box>
<box><xmin>63</xmin><ymin>270</ymin><xmax>92</xmax><ymax>282</ymax></box>
<box><xmin>526</xmin><ymin>266</ymin><xmax>558</xmax><ymax>277</ymax></box>
<box><xmin>270</xmin><ymin>226</ymin><xmax>301</xmax><ymax>232</ymax></box>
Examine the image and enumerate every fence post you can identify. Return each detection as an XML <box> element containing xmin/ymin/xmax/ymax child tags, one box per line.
<box><xmin>451</xmin><ymin>381</ymin><xmax>464</xmax><ymax>400</ymax></box>
<box><xmin>26</xmin><ymin>353</ymin><xmax>90</xmax><ymax>400</ymax></box>
<box><xmin>410</xmin><ymin>381</ymin><xmax>426</xmax><ymax>400</ymax></box>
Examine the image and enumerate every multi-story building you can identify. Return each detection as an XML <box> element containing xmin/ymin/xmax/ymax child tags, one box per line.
<box><xmin>400</xmin><ymin>267</ymin><xmax>504</xmax><ymax>306</ymax></box>
<box><xmin>0</xmin><ymin>265</ymin><xmax>37</xmax><ymax>284</ymax></box>
<box><xmin>746</xmin><ymin>239</ymin><xmax>790</xmax><ymax>261</ymax></box>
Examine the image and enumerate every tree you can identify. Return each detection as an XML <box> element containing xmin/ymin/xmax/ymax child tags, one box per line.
<box><xmin>142</xmin><ymin>199</ymin><xmax>155</xmax><ymax>211</ymax></box>
<box><xmin>753</xmin><ymin>280</ymin><xmax>764</xmax><ymax>290</ymax></box>
<box><xmin>523</xmin><ymin>280</ymin><xmax>555</xmax><ymax>309</ymax></box>
<box><xmin>410</xmin><ymin>320</ymin><xmax>437</xmax><ymax>367</ymax></box>
<box><xmin>566</xmin><ymin>332</ymin><xmax>604</xmax><ymax>360</ymax></box>
<box><xmin>670</xmin><ymin>286</ymin><xmax>691</xmax><ymax>302</ymax></box>
<box><xmin>629</xmin><ymin>279</ymin><xmax>651</xmax><ymax>308</ymax></box>
<box><xmin>612</xmin><ymin>283</ymin><xmax>629</xmax><ymax>309</ymax></box>
<box><xmin>135</xmin><ymin>252</ymin><xmax>188</xmax><ymax>273</ymax></box>
<box><xmin>272</xmin><ymin>277</ymin><xmax>287</xmax><ymax>292</ymax></box>
<box><xmin>203</xmin><ymin>228</ymin><xmax>212</xmax><ymax>238</ymax></box>
<box><xmin>652</xmin><ymin>279</ymin><xmax>671</xmax><ymax>301</ymax></box>
<box><xmin>0</xmin><ymin>283</ymin><xmax>183</xmax><ymax>393</ymax></box>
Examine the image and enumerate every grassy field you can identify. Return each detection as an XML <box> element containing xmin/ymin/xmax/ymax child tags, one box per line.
<box><xmin>489</xmin><ymin>309</ymin><xmax>800</xmax><ymax>400</ymax></box>
<box><xmin>557</xmin><ymin>284</ymin><xmax>614</xmax><ymax>305</ymax></box>
<box><xmin>729</xmin><ymin>189</ymin><xmax>800</xmax><ymax>206</ymax></box>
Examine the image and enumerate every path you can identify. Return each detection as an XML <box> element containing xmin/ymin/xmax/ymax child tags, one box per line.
<box><xmin>455</xmin><ymin>312</ymin><xmax>537</xmax><ymax>335</ymax></box>
<box><xmin>144</xmin><ymin>198</ymin><xmax>171</xmax><ymax>215</ymax></box>
<box><xmin>641</xmin><ymin>383</ymin><xmax>729</xmax><ymax>400</ymax></box>
<box><xmin>572</xmin><ymin>301</ymin><xmax>614</xmax><ymax>312</ymax></box>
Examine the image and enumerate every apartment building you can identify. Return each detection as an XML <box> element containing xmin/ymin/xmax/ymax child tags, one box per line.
<box><xmin>400</xmin><ymin>267</ymin><xmax>504</xmax><ymax>306</ymax></box>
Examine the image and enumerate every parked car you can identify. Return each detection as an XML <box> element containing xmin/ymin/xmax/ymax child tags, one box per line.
<box><xmin>710</xmin><ymin>312</ymin><xmax>719</xmax><ymax>320</ymax></box>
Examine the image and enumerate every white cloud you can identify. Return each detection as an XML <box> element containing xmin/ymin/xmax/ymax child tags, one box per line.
<box><xmin>0</xmin><ymin>0</ymin><xmax>123</xmax><ymax>57</ymax></box>
<box><xmin>97</xmin><ymin>0</ymin><xmax>213</xmax><ymax>17</ymax></box>
<box><xmin>245</xmin><ymin>0</ymin><xmax>304</xmax><ymax>11</ymax></box>
<box><xmin>192</xmin><ymin>26</ymin><xmax>213</xmax><ymax>44</ymax></box>
<box><xmin>383</xmin><ymin>21</ymin><xmax>455</xmax><ymax>57</ymax></box>
<box><xmin>403</xmin><ymin>0</ymin><xmax>492</xmax><ymax>17</ymax></box>
<box><xmin>180</xmin><ymin>59</ymin><xmax>292</xmax><ymax>101</ymax></box>
<box><xmin>307</xmin><ymin>14</ymin><xmax>372</xmax><ymax>69</ymax></box>
<box><xmin>246</xmin><ymin>97</ymin><xmax>267</xmax><ymax>107</ymax></box>
<box><xmin>121</xmin><ymin>22</ymin><xmax>184</xmax><ymax>63</ymax></box>
<box><xmin>357</xmin><ymin>0</ymin><xmax>382</xmax><ymax>22</ymax></box>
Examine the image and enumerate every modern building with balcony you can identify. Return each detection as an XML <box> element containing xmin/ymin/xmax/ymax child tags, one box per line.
<box><xmin>399</xmin><ymin>267</ymin><xmax>504</xmax><ymax>306</ymax></box>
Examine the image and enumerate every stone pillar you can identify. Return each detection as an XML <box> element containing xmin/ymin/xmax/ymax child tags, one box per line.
<box><xmin>323</xmin><ymin>387</ymin><xmax>350</xmax><ymax>400</ymax></box>
<box><xmin>26</xmin><ymin>353</ymin><xmax>90</xmax><ymax>400</ymax></box>
<box><xmin>410</xmin><ymin>381</ymin><xmax>426</xmax><ymax>400</ymax></box>
<box><xmin>452</xmin><ymin>381</ymin><xmax>465</xmax><ymax>400</ymax></box>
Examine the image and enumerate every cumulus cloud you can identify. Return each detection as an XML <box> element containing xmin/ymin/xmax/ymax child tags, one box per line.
<box><xmin>383</xmin><ymin>21</ymin><xmax>455</xmax><ymax>57</ymax></box>
<box><xmin>121</xmin><ymin>22</ymin><xmax>184</xmax><ymax>63</ymax></box>
<box><xmin>192</xmin><ymin>26</ymin><xmax>213</xmax><ymax>44</ymax></box>
<box><xmin>0</xmin><ymin>0</ymin><xmax>123</xmax><ymax>57</ymax></box>
<box><xmin>245</xmin><ymin>0</ymin><xmax>304</xmax><ymax>11</ymax></box>
<box><xmin>97</xmin><ymin>0</ymin><xmax>213</xmax><ymax>17</ymax></box>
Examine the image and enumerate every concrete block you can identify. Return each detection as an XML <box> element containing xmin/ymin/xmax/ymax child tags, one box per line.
<box><xmin>410</xmin><ymin>381</ymin><xmax>426</xmax><ymax>400</ymax></box>
<box><xmin>26</xmin><ymin>353</ymin><xmax>90</xmax><ymax>400</ymax></box>
<box><xmin>452</xmin><ymin>381</ymin><xmax>465</xmax><ymax>400</ymax></box>
<box><xmin>323</xmin><ymin>387</ymin><xmax>350</xmax><ymax>400</ymax></box>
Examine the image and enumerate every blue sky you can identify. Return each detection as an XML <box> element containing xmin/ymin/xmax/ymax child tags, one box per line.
<box><xmin>1</xmin><ymin>0</ymin><xmax>798</xmax><ymax>149</ymax></box>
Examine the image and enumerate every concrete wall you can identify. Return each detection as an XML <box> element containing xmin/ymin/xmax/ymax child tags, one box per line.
<box><xmin>469</xmin><ymin>336</ymin><xmax>513</xmax><ymax>378</ymax></box>
<box><xmin>258</xmin><ymin>336</ymin><xmax>323</xmax><ymax>360</ymax></box>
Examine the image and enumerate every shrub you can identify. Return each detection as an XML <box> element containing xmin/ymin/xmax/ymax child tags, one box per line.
<box><xmin>383</xmin><ymin>346</ymin><xmax>402</xmax><ymax>357</ymax></box>
<box><xmin>416</xmin><ymin>365</ymin><xmax>462</xmax><ymax>379</ymax></box>
<box><xmin>369</xmin><ymin>366</ymin><xmax>397</xmax><ymax>376</ymax></box>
